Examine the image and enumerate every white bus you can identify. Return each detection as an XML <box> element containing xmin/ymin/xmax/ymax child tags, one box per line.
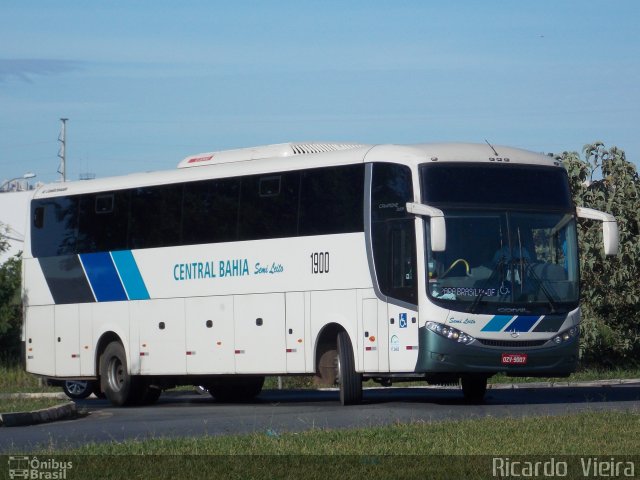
<box><xmin>22</xmin><ymin>142</ymin><xmax>618</xmax><ymax>406</ymax></box>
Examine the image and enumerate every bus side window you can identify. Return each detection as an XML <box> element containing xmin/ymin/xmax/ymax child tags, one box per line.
<box><xmin>239</xmin><ymin>171</ymin><xmax>299</xmax><ymax>240</ymax></box>
<box><xmin>30</xmin><ymin>198</ymin><xmax>78</xmax><ymax>257</ymax></box>
<box><xmin>391</xmin><ymin>227</ymin><xmax>415</xmax><ymax>289</ymax></box>
<box><xmin>129</xmin><ymin>185</ymin><xmax>182</xmax><ymax>249</ymax></box>
<box><xmin>299</xmin><ymin>164</ymin><xmax>364</xmax><ymax>236</ymax></box>
<box><xmin>182</xmin><ymin>178</ymin><xmax>240</xmax><ymax>245</ymax></box>
<box><xmin>371</xmin><ymin>163</ymin><xmax>417</xmax><ymax>305</ymax></box>
<box><xmin>77</xmin><ymin>192</ymin><xmax>130</xmax><ymax>253</ymax></box>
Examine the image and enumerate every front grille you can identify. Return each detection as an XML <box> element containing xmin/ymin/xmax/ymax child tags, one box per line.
<box><xmin>476</xmin><ymin>339</ymin><xmax>547</xmax><ymax>348</ymax></box>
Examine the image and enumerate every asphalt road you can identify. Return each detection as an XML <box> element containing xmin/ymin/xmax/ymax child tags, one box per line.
<box><xmin>2</xmin><ymin>382</ymin><xmax>640</xmax><ymax>453</ymax></box>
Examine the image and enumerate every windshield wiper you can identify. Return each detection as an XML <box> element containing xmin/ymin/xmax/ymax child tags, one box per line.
<box><xmin>467</xmin><ymin>258</ymin><xmax>506</xmax><ymax>314</ymax></box>
<box><xmin>522</xmin><ymin>259</ymin><xmax>558</xmax><ymax>313</ymax></box>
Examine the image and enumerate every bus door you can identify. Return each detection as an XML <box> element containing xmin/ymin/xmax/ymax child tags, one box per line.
<box><xmin>387</xmin><ymin>303</ymin><xmax>419</xmax><ymax>372</ymax></box>
<box><xmin>369</xmin><ymin>162</ymin><xmax>418</xmax><ymax>372</ymax></box>
<box><xmin>386</xmin><ymin>225</ymin><xmax>419</xmax><ymax>372</ymax></box>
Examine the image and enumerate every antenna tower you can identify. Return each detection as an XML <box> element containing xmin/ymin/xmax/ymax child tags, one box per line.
<box><xmin>57</xmin><ymin>118</ymin><xmax>68</xmax><ymax>182</ymax></box>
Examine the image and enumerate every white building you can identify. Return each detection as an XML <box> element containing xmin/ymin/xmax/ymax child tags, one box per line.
<box><xmin>0</xmin><ymin>190</ymin><xmax>33</xmax><ymax>263</ymax></box>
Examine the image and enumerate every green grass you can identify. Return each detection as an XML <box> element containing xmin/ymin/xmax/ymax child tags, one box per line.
<box><xmin>0</xmin><ymin>397</ymin><xmax>66</xmax><ymax>413</ymax></box>
<box><xmin>0</xmin><ymin>361</ymin><xmax>57</xmax><ymax>393</ymax></box>
<box><xmin>490</xmin><ymin>366</ymin><xmax>640</xmax><ymax>384</ymax></box>
<box><xmin>40</xmin><ymin>410</ymin><xmax>640</xmax><ymax>456</ymax></box>
<box><xmin>24</xmin><ymin>411</ymin><xmax>640</xmax><ymax>479</ymax></box>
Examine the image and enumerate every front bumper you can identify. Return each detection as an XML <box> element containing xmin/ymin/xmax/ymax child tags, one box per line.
<box><xmin>415</xmin><ymin>326</ymin><xmax>579</xmax><ymax>376</ymax></box>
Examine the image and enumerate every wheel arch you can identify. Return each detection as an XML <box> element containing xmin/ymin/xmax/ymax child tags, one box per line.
<box><xmin>95</xmin><ymin>331</ymin><xmax>124</xmax><ymax>377</ymax></box>
<box><xmin>314</xmin><ymin>322</ymin><xmax>347</xmax><ymax>372</ymax></box>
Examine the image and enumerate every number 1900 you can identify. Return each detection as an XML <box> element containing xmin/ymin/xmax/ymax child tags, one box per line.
<box><xmin>311</xmin><ymin>252</ymin><xmax>330</xmax><ymax>274</ymax></box>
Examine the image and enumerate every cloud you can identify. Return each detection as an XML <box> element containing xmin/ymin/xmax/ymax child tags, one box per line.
<box><xmin>0</xmin><ymin>58</ymin><xmax>83</xmax><ymax>82</ymax></box>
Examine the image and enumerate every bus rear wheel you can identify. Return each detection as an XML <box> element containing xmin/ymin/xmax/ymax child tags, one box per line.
<box><xmin>208</xmin><ymin>376</ymin><xmax>264</xmax><ymax>402</ymax></box>
<box><xmin>460</xmin><ymin>375</ymin><xmax>488</xmax><ymax>404</ymax></box>
<box><xmin>337</xmin><ymin>331</ymin><xmax>362</xmax><ymax>405</ymax></box>
<box><xmin>100</xmin><ymin>341</ymin><xmax>142</xmax><ymax>406</ymax></box>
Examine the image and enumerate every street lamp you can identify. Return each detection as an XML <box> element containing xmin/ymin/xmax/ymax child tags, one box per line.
<box><xmin>0</xmin><ymin>172</ymin><xmax>37</xmax><ymax>192</ymax></box>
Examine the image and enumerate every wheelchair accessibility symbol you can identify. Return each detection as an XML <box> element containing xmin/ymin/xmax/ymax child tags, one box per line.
<box><xmin>399</xmin><ymin>313</ymin><xmax>407</xmax><ymax>329</ymax></box>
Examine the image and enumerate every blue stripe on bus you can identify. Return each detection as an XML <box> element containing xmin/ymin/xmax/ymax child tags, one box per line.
<box><xmin>79</xmin><ymin>252</ymin><xmax>128</xmax><ymax>302</ymax></box>
<box><xmin>504</xmin><ymin>315</ymin><xmax>541</xmax><ymax>333</ymax></box>
<box><xmin>481</xmin><ymin>315</ymin><xmax>514</xmax><ymax>332</ymax></box>
<box><xmin>111</xmin><ymin>250</ymin><xmax>150</xmax><ymax>300</ymax></box>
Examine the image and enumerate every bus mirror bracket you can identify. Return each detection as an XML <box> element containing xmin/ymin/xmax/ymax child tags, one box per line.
<box><xmin>576</xmin><ymin>206</ymin><xmax>619</xmax><ymax>256</ymax></box>
<box><xmin>406</xmin><ymin>202</ymin><xmax>446</xmax><ymax>252</ymax></box>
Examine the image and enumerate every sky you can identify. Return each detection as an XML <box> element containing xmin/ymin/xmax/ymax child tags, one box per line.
<box><xmin>1</xmin><ymin>0</ymin><xmax>639</xmax><ymax>185</ymax></box>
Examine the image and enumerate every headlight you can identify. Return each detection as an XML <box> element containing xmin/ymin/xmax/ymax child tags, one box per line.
<box><xmin>552</xmin><ymin>326</ymin><xmax>579</xmax><ymax>345</ymax></box>
<box><xmin>426</xmin><ymin>321</ymin><xmax>475</xmax><ymax>345</ymax></box>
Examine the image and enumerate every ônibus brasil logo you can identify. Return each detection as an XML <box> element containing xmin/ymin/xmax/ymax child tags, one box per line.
<box><xmin>8</xmin><ymin>456</ymin><xmax>73</xmax><ymax>479</ymax></box>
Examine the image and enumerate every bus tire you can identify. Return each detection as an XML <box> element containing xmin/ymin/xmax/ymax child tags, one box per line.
<box><xmin>461</xmin><ymin>375</ymin><xmax>488</xmax><ymax>404</ymax></box>
<box><xmin>208</xmin><ymin>376</ymin><xmax>264</xmax><ymax>402</ymax></box>
<box><xmin>337</xmin><ymin>331</ymin><xmax>362</xmax><ymax>405</ymax></box>
<box><xmin>100</xmin><ymin>341</ymin><xmax>142</xmax><ymax>406</ymax></box>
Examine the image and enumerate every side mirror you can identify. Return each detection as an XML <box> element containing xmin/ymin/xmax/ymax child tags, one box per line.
<box><xmin>406</xmin><ymin>202</ymin><xmax>446</xmax><ymax>252</ymax></box>
<box><xmin>576</xmin><ymin>206</ymin><xmax>619</xmax><ymax>256</ymax></box>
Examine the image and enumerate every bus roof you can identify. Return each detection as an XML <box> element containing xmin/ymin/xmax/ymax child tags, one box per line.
<box><xmin>177</xmin><ymin>142</ymin><xmax>367</xmax><ymax>168</ymax></box>
<box><xmin>32</xmin><ymin>142</ymin><xmax>561</xmax><ymax>199</ymax></box>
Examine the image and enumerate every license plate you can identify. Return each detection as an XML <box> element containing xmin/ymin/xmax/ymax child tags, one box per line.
<box><xmin>502</xmin><ymin>353</ymin><xmax>528</xmax><ymax>365</ymax></box>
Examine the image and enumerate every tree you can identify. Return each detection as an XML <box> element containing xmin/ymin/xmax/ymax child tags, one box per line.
<box><xmin>561</xmin><ymin>143</ymin><xmax>640</xmax><ymax>365</ymax></box>
<box><xmin>0</xmin><ymin>223</ymin><xmax>23</xmax><ymax>361</ymax></box>
<box><xmin>0</xmin><ymin>223</ymin><xmax>8</xmax><ymax>254</ymax></box>
<box><xmin>0</xmin><ymin>253</ymin><xmax>22</xmax><ymax>360</ymax></box>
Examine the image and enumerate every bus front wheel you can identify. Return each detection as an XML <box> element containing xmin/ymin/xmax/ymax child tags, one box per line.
<box><xmin>337</xmin><ymin>331</ymin><xmax>362</xmax><ymax>405</ymax></box>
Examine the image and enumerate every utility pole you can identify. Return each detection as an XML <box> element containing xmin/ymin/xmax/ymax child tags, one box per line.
<box><xmin>57</xmin><ymin>118</ymin><xmax>68</xmax><ymax>182</ymax></box>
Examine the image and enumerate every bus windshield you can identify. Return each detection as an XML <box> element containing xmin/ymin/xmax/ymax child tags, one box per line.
<box><xmin>420</xmin><ymin>164</ymin><xmax>578</xmax><ymax>314</ymax></box>
<box><xmin>426</xmin><ymin>211</ymin><xmax>579</xmax><ymax>313</ymax></box>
